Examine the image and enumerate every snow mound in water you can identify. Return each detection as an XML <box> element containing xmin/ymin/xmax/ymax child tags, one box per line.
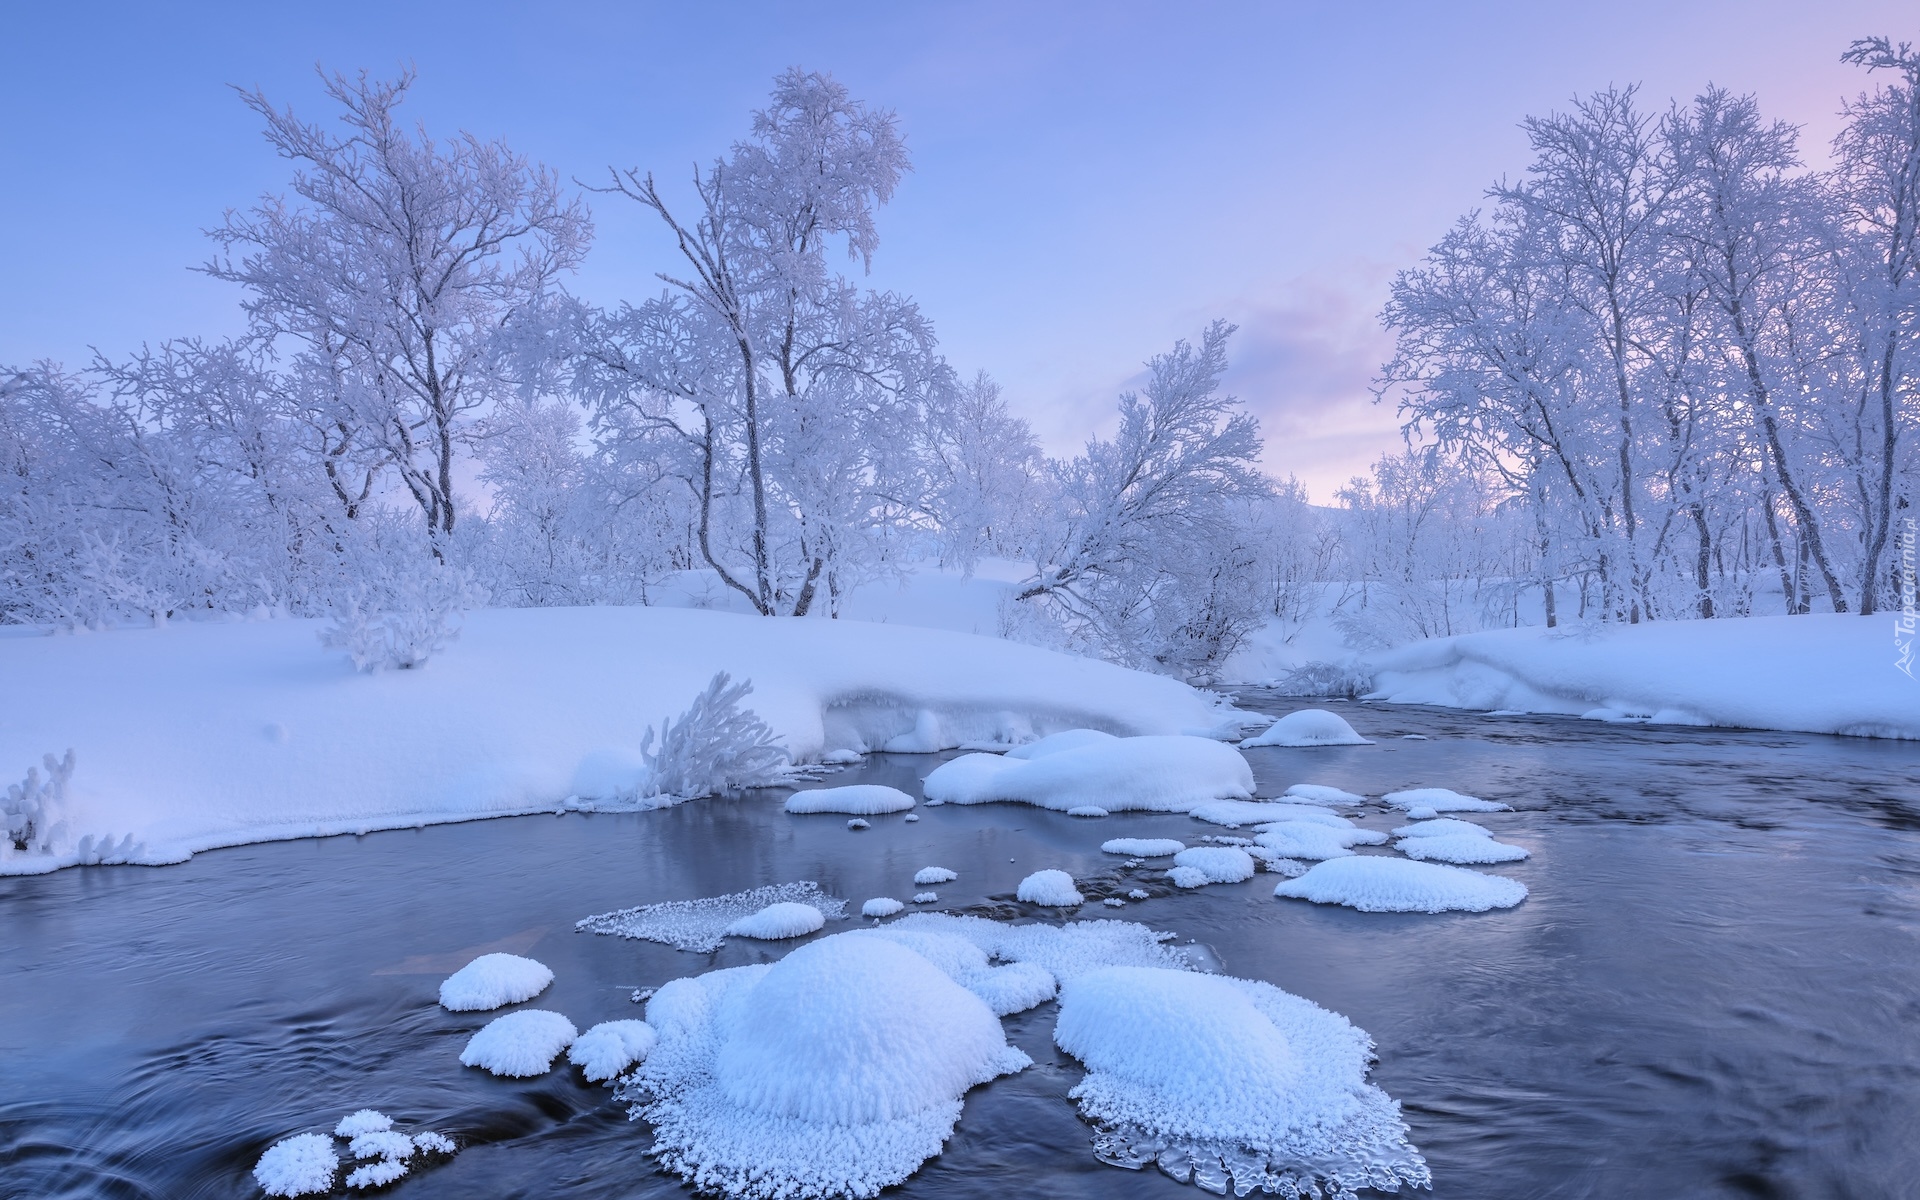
<box><xmin>459</xmin><ymin>1010</ymin><xmax>578</xmax><ymax>1077</ymax></box>
<box><xmin>622</xmin><ymin>933</ymin><xmax>1031</xmax><ymax>1200</ymax></box>
<box><xmin>862</xmin><ymin>897</ymin><xmax>905</xmax><ymax>918</ymax></box>
<box><xmin>333</xmin><ymin>1110</ymin><xmax>390</xmax><ymax>1138</ymax></box>
<box><xmin>437</xmin><ymin>953</ymin><xmax>554</xmax><ymax>1012</ymax></box>
<box><xmin>913</xmin><ymin>892</ymin><xmax>938</xmax><ymax>904</ymax></box>
<box><xmin>1283</xmin><ymin>783</ymin><xmax>1366</xmax><ymax>805</ymax></box>
<box><xmin>578</xmin><ymin>882</ymin><xmax>847</xmax><ymax>953</ymax></box>
<box><xmin>784</xmin><ymin>785</ymin><xmax>915</xmax><ymax>815</ymax></box>
<box><xmin>725</xmin><ymin>902</ymin><xmax>826</xmax><ymax>940</ymax></box>
<box><xmin>922</xmin><ymin>736</ymin><xmax>1252</xmax><ymax>813</ymax></box>
<box><xmin>1167</xmin><ymin>866</ymin><xmax>1211</xmax><ymax>888</ymax></box>
<box><xmin>1017</xmin><ymin>869</ymin><xmax>1084</xmax><ymax>906</ymax></box>
<box><xmin>852</xmin><ymin>925</ymin><xmax>1059</xmax><ymax>1016</ymax></box>
<box><xmin>1274</xmin><ymin>857</ymin><xmax>1527</xmax><ymax>913</ymax></box>
<box><xmin>1383</xmin><ymin>787</ymin><xmax>1510</xmax><ymax>813</ymax></box>
<box><xmin>344</xmin><ymin>1158</ymin><xmax>408</xmax><ymax>1189</ymax></box>
<box><xmin>1188</xmin><ymin>799</ymin><xmax>1351</xmax><ymax>829</ymax></box>
<box><xmin>1004</xmin><ymin>728</ymin><xmax>1120</xmax><ymax>758</ymax></box>
<box><xmin>254</xmin><ymin>1133</ymin><xmax>337</xmax><ymax>1196</ymax></box>
<box><xmin>1171</xmin><ymin>847</ymin><xmax>1255</xmax><ymax>884</ymax></box>
<box><xmin>1053</xmin><ymin>966</ymin><xmax>1428</xmax><ymax>1195</ymax></box>
<box><xmin>1241</xmin><ymin>709</ymin><xmax>1373</xmax><ymax>747</ymax></box>
<box><xmin>570</xmin><ymin>1019</ymin><xmax>658</xmax><ymax>1082</ymax></box>
<box><xmin>1252</xmin><ymin>822</ymin><xmax>1359</xmax><ymax>861</ymax></box>
<box><xmin>1392</xmin><ymin>817</ymin><xmax>1492</xmax><ymax>839</ymax></box>
<box><xmin>1397</xmin><ymin>834</ymin><xmax>1529</xmax><ymax>864</ymax></box>
<box><xmin>913</xmin><ymin>867</ymin><xmax>957</xmax><ymax>885</ymax></box>
<box><xmin>1101</xmin><ymin>838</ymin><xmax>1185</xmax><ymax>857</ymax></box>
<box><xmin>886</xmin><ymin>913</ymin><xmax>1201</xmax><ymax>983</ymax></box>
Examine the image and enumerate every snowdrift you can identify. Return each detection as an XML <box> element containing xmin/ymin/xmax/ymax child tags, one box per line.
<box><xmin>1366</xmin><ymin>614</ymin><xmax>1920</xmax><ymax>740</ymax></box>
<box><xmin>0</xmin><ymin>607</ymin><xmax>1236</xmax><ymax>874</ymax></box>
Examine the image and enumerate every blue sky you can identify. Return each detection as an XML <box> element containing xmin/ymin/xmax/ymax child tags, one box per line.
<box><xmin>2</xmin><ymin>1</ymin><xmax>1910</xmax><ymax>499</ymax></box>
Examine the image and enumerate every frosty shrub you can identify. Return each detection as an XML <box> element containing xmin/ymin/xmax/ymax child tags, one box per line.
<box><xmin>4</xmin><ymin>749</ymin><xmax>73</xmax><ymax>854</ymax></box>
<box><xmin>640</xmin><ymin>673</ymin><xmax>790</xmax><ymax>800</ymax></box>
<box><xmin>1273</xmin><ymin>661</ymin><xmax>1376</xmax><ymax>699</ymax></box>
<box><xmin>320</xmin><ymin>532</ymin><xmax>488</xmax><ymax>672</ymax></box>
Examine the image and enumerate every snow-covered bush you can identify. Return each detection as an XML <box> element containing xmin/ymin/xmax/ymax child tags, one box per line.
<box><xmin>1270</xmin><ymin>660</ymin><xmax>1376</xmax><ymax>699</ymax></box>
<box><xmin>4</xmin><ymin>749</ymin><xmax>73</xmax><ymax>854</ymax></box>
<box><xmin>639</xmin><ymin>672</ymin><xmax>790</xmax><ymax>800</ymax></box>
<box><xmin>319</xmin><ymin>523</ymin><xmax>487</xmax><ymax>672</ymax></box>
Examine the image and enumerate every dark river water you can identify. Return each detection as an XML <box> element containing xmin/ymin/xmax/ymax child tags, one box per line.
<box><xmin>3</xmin><ymin>699</ymin><xmax>1918</xmax><ymax>1200</ymax></box>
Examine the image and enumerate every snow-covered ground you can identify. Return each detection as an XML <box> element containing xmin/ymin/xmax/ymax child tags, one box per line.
<box><xmin>0</xmin><ymin>606</ymin><xmax>1237</xmax><ymax>874</ymax></box>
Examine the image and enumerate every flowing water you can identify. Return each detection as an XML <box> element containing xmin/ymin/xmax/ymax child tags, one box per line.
<box><xmin>3</xmin><ymin>699</ymin><xmax>1918</xmax><ymax>1200</ymax></box>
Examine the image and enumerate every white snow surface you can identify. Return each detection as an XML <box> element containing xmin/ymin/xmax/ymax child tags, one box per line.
<box><xmin>1240</xmin><ymin>708</ymin><xmax>1373</xmax><ymax>747</ymax></box>
<box><xmin>1382</xmin><ymin>787</ymin><xmax>1510</xmax><ymax>813</ymax></box>
<box><xmin>458</xmin><ymin>1010</ymin><xmax>579</xmax><ymax>1077</ymax></box>
<box><xmin>1188</xmin><ymin>800</ymin><xmax>1351</xmax><ymax>829</ymax></box>
<box><xmin>913</xmin><ymin>867</ymin><xmax>958</xmax><ymax>885</ymax></box>
<box><xmin>1397</xmin><ymin>834</ymin><xmax>1530</xmax><ymax>864</ymax></box>
<box><xmin>1100</xmin><ymin>838</ymin><xmax>1185</xmax><ymax>857</ymax></box>
<box><xmin>333</xmin><ymin>1110</ymin><xmax>391</xmax><ymax>1138</ymax></box>
<box><xmin>254</xmin><ymin>1133</ymin><xmax>337</xmax><ymax>1197</ymax></box>
<box><xmin>1170</xmin><ymin>846</ymin><xmax>1256</xmax><ymax>884</ymax></box>
<box><xmin>1167</xmin><ymin>866</ymin><xmax>1212</xmax><ymax>888</ymax></box>
<box><xmin>1003</xmin><ymin>728</ymin><xmax>1120</xmax><ymax>758</ymax></box>
<box><xmin>1251</xmin><ymin>822</ymin><xmax>1375</xmax><ymax>861</ymax></box>
<box><xmin>0</xmin><ymin>607</ymin><xmax>1243</xmax><ymax>874</ymax></box>
<box><xmin>1016</xmin><ymin>869</ymin><xmax>1084</xmax><ymax>906</ymax></box>
<box><xmin>862</xmin><ymin>897</ymin><xmax>905</xmax><ymax>918</ymax></box>
<box><xmin>1282</xmin><ymin>783</ymin><xmax>1366</xmax><ymax>806</ymax></box>
<box><xmin>569</xmin><ymin>1019</ymin><xmax>658</xmax><ymax>1082</ymax></box>
<box><xmin>437</xmin><ymin>953</ymin><xmax>553</xmax><ymax>1012</ymax></box>
<box><xmin>913</xmin><ymin>892</ymin><xmax>939</xmax><ymax>904</ymax></box>
<box><xmin>922</xmin><ymin>736</ymin><xmax>1252</xmax><ymax>814</ymax></box>
<box><xmin>725</xmin><ymin>902</ymin><xmax>827</xmax><ymax>940</ymax></box>
<box><xmin>784</xmin><ymin>785</ymin><xmax>915</xmax><ymax>815</ymax></box>
<box><xmin>1068</xmin><ymin>805</ymin><xmax>1110</xmax><ymax>818</ymax></box>
<box><xmin>1274</xmin><ymin>857</ymin><xmax>1528</xmax><ymax>913</ymax></box>
<box><xmin>578</xmin><ymin>882</ymin><xmax>846</xmax><ymax>953</ymax></box>
<box><xmin>1366</xmin><ymin>614</ymin><xmax>1920</xmax><ymax>739</ymax></box>
<box><xmin>1392</xmin><ymin>818</ymin><xmax>1493</xmax><ymax>839</ymax></box>
<box><xmin>344</xmin><ymin>1159</ymin><xmax>408</xmax><ymax>1189</ymax></box>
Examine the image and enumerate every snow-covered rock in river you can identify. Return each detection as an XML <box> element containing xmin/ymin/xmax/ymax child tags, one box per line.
<box><xmin>862</xmin><ymin>897</ymin><xmax>905</xmax><ymax>918</ymax></box>
<box><xmin>1251</xmin><ymin>821</ymin><xmax>1378</xmax><ymax>861</ymax></box>
<box><xmin>459</xmin><ymin>1010</ymin><xmax>579</xmax><ymax>1077</ymax></box>
<box><xmin>913</xmin><ymin>892</ymin><xmax>939</xmax><ymax>904</ymax></box>
<box><xmin>1397</xmin><ymin>834</ymin><xmax>1529</xmax><ymax>864</ymax></box>
<box><xmin>784</xmin><ymin>785</ymin><xmax>915</xmax><ymax>815</ymax></box>
<box><xmin>334</xmin><ymin>1110</ymin><xmax>391</xmax><ymax>1138</ymax></box>
<box><xmin>1167</xmin><ymin>866</ymin><xmax>1211</xmax><ymax>888</ymax></box>
<box><xmin>254</xmin><ymin>1133</ymin><xmax>337</xmax><ymax>1197</ymax></box>
<box><xmin>724</xmin><ymin>902</ymin><xmax>826</xmax><ymax>940</ymax></box>
<box><xmin>1240</xmin><ymin>708</ymin><xmax>1373</xmax><ymax>748</ymax></box>
<box><xmin>923</xmin><ymin>735</ymin><xmax>1252</xmax><ymax>813</ymax></box>
<box><xmin>1170</xmin><ymin>846</ymin><xmax>1256</xmax><ymax>884</ymax></box>
<box><xmin>1016</xmin><ymin>869</ymin><xmax>1084</xmax><ymax>906</ymax></box>
<box><xmin>437</xmin><ymin>952</ymin><xmax>553</xmax><ymax>1012</ymax></box>
<box><xmin>622</xmin><ymin>932</ymin><xmax>1032</xmax><ymax>1200</ymax></box>
<box><xmin>1282</xmin><ymin>783</ymin><xmax>1366</xmax><ymax>806</ymax></box>
<box><xmin>1189</xmin><ymin>800</ymin><xmax>1352</xmax><ymax>829</ymax></box>
<box><xmin>569</xmin><ymin>1019</ymin><xmax>658</xmax><ymax>1082</ymax></box>
<box><xmin>913</xmin><ymin>866</ymin><xmax>957</xmax><ymax>885</ymax></box>
<box><xmin>1392</xmin><ymin>817</ymin><xmax>1493</xmax><ymax>839</ymax></box>
<box><xmin>1274</xmin><ymin>857</ymin><xmax>1527</xmax><ymax>913</ymax></box>
<box><xmin>1382</xmin><ymin>787</ymin><xmax>1510</xmax><ymax>813</ymax></box>
<box><xmin>1100</xmin><ymin>838</ymin><xmax>1185</xmax><ymax>857</ymax></box>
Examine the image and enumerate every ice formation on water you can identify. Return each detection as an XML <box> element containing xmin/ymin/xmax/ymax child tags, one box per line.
<box><xmin>258</xmin><ymin>1112</ymin><xmax>457</xmax><ymax>1197</ymax></box>
<box><xmin>1127</xmin><ymin>888</ymin><xmax>1152</xmax><ymax>900</ymax></box>
<box><xmin>1405</xmin><ymin>806</ymin><xmax>1439</xmax><ymax>820</ymax></box>
<box><xmin>1167</xmin><ymin>866</ymin><xmax>1211</xmax><ymax>888</ymax></box>
<box><xmin>862</xmin><ymin>897</ymin><xmax>905</xmax><ymax>918</ymax></box>
<box><xmin>1104</xmin><ymin>897</ymin><xmax>1126</xmax><ymax>906</ymax></box>
<box><xmin>1392</xmin><ymin>817</ymin><xmax>1492</xmax><ymax>839</ymax></box>
<box><xmin>902</xmin><ymin>813</ymin><xmax>920</xmax><ymax>823</ymax></box>
<box><xmin>620</xmin><ymin>933</ymin><xmax>1033</xmax><ymax>1200</ymax></box>
<box><xmin>1274</xmin><ymin>857</ymin><xmax>1527</xmax><ymax>913</ymax></box>
<box><xmin>913</xmin><ymin>892</ymin><xmax>939</xmax><ymax>904</ymax></box>
<box><xmin>254</xmin><ymin>1133</ymin><xmax>337</xmax><ymax>1196</ymax></box>
<box><xmin>1282</xmin><ymin>783</ymin><xmax>1366</xmax><ymax>806</ymax></box>
<box><xmin>1053</xmin><ymin>966</ymin><xmax>1428</xmax><ymax>1196</ymax></box>
<box><xmin>1382</xmin><ymin>787</ymin><xmax>1511</xmax><ymax>813</ymax></box>
<box><xmin>1101</xmin><ymin>838</ymin><xmax>1185</xmax><ymax>857</ymax></box>
<box><xmin>578</xmin><ymin>882</ymin><xmax>848</xmax><ymax>953</ymax></box>
<box><xmin>1252</xmin><ymin>822</ymin><xmax>1363</xmax><ymax>861</ymax></box>
<box><xmin>344</xmin><ymin>1158</ymin><xmax>407</xmax><ymax>1189</ymax></box>
<box><xmin>784</xmin><ymin>785</ymin><xmax>915</xmax><ymax>815</ymax></box>
<box><xmin>1068</xmin><ymin>805</ymin><xmax>1111</xmax><ymax>818</ymax></box>
<box><xmin>1171</xmin><ymin>846</ymin><xmax>1256</xmax><ymax>884</ymax></box>
<box><xmin>725</xmin><ymin>902</ymin><xmax>826</xmax><ymax>940</ymax></box>
<box><xmin>1240</xmin><ymin>709</ymin><xmax>1373</xmax><ymax>748</ymax></box>
<box><xmin>334</xmin><ymin>1110</ymin><xmax>391</xmax><ymax>1138</ymax></box>
<box><xmin>1016</xmin><ymin>869</ymin><xmax>1084</xmax><ymax>906</ymax></box>
<box><xmin>922</xmin><ymin>734</ymin><xmax>1252</xmax><ymax>813</ymax></box>
<box><xmin>1189</xmin><ymin>800</ymin><xmax>1351</xmax><ymax>829</ymax></box>
<box><xmin>437</xmin><ymin>952</ymin><xmax>553</xmax><ymax>1012</ymax></box>
<box><xmin>570</xmin><ymin>1019</ymin><xmax>658</xmax><ymax>1082</ymax></box>
<box><xmin>459</xmin><ymin>1010</ymin><xmax>580</xmax><ymax>1077</ymax></box>
<box><xmin>913</xmin><ymin>867</ymin><xmax>958</xmax><ymax>885</ymax></box>
<box><xmin>851</xmin><ymin>925</ymin><xmax>1059</xmax><ymax>1016</ymax></box>
<box><xmin>847</xmin><ymin>818</ymin><xmax>870</xmax><ymax>830</ymax></box>
<box><xmin>1252</xmin><ymin>854</ymin><xmax>1311</xmax><ymax>879</ymax></box>
<box><xmin>1397</xmin><ymin>834</ymin><xmax>1529</xmax><ymax>864</ymax></box>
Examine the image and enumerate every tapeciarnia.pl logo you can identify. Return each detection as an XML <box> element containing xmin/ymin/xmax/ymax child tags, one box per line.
<box><xmin>1897</xmin><ymin>517</ymin><xmax>1916</xmax><ymax>679</ymax></box>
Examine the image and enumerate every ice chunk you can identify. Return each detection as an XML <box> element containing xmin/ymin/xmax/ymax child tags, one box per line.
<box><xmin>902</xmin><ymin>814</ymin><xmax>920</xmax><ymax>823</ymax></box>
<box><xmin>437</xmin><ymin>952</ymin><xmax>553</xmax><ymax>1012</ymax></box>
<box><xmin>1004</xmin><ymin>728</ymin><xmax>1120</xmax><ymax>758</ymax></box>
<box><xmin>569</xmin><ymin>1019</ymin><xmax>658</xmax><ymax>1082</ymax></box>
<box><xmin>1054</xmin><ymin>966</ymin><xmax>1427</xmax><ymax>1194</ymax></box>
<box><xmin>1397</xmin><ymin>834</ymin><xmax>1529</xmax><ymax>864</ymax></box>
<box><xmin>862</xmin><ymin>897</ymin><xmax>905</xmax><ymax>918</ymax></box>
<box><xmin>784</xmin><ymin>785</ymin><xmax>915</xmax><ymax>815</ymax></box>
<box><xmin>333</xmin><ymin>1110</ymin><xmax>391</xmax><ymax>1138</ymax></box>
<box><xmin>847</xmin><ymin>818</ymin><xmax>870</xmax><ymax>830</ymax></box>
<box><xmin>578</xmin><ymin>883</ymin><xmax>848</xmax><ymax>953</ymax></box>
<box><xmin>1103</xmin><ymin>897</ymin><xmax>1125</xmax><ymax>907</ymax></box>
<box><xmin>624</xmin><ymin>933</ymin><xmax>1031</xmax><ymax>1200</ymax></box>
<box><xmin>1392</xmin><ymin>817</ymin><xmax>1492</xmax><ymax>839</ymax></box>
<box><xmin>913</xmin><ymin>892</ymin><xmax>939</xmax><ymax>904</ymax></box>
<box><xmin>1240</xmin><ymin>708</ymin><xmax>1373</xmax><ymax>747</ymax></box>
<box><xmin>1406</xmin><ymin>806</ymin><xmax>1439</xmax><ymax>819</ymax></box>
<box><xmin>1382</xmin><ymin>787</ymin><xmax>1510</xmax><ymax>813</ymax></box>
<box><xmin>1100</xmin><ymin>838</ymin><xmax>1185</xmax><ymax>857</ymax></box>
<box><xmin>1274</xmin><ymin>857</ymin><xmax>1527</xmax><ymax>912</ymax></box>
<box><xmin>1170</xmin><ymin>847</ymin><xmax>1255</xmax><ymax>884</ymax></box>
<box><xmin>913</xmin><ymin>867</ymin><xmax>957</xmax><ymax>885</ymax></box>
<box><xmin>254</xmin><ymin>1133</ymin><xmax>338</xmax><ymax>1197</ymax></box>
<box><xmin>1282</xmin><ymin>783</ymin><xmax>1366</xmax><ymax>806</ymax></box>
<box><xmin>459</xmin><ymin>1010</ymin><xmax>579</xmax><ymax>1077</ymax></box>
<box><xmin>923</xmin><ymin>735</ymin><xmax>1252</xmax><ymax>813</ymax></box>
<box><xmin>724</xmin><ymin>902</ymin><xmax>826</xmax><ymax>940</ymax></box>
<box><xmin>1189</xmin><ymin>799</ymin><xmax>1352</xmax><ymax>829</ymax></box>
<box><xmin>1068</xmin><ymin>805</ymin><xmax>1110</xmax><ymax>818</ymax></box>
<box><xmin>1016</xmin><ymin>869</ymin><xmax>1083</xmax><ymax>906</ymax></box>
<box><xmin>1126</xmin><ymin>889</ymin><xmax>1151</xmax><ymax>900</ymax></box>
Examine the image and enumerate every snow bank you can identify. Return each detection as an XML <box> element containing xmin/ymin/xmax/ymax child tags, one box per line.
<box><xmin>1240</xmin><ymin>708</ymin><xmax>1373</xmax><ymax>747</ymax></box>
<box><xmin>578</xmin><ymin>882</ymin><xmax>846</xmax><ymax>953</ymax></box>
<box><xmin>254</xmin><ymin>1133</ymin><xmax>337</xmax><ymax>1197</ymax></box>
<box><xmin>1382</xmin><ymin>787</ymin><xmax>1509</xmax><ymax>813</ymax></box>
<box><xmin>437</xmin><ymin>953</ymin><xmax>553</xmax><ymax>1012</ymax></box>
<box><xmin>1188</xmin><ymin>800</ymin><xmax>1350</xmax><ymax>829</ymax></box>
<box><xmin>1397</xmin><ymin>834</ymin><xmax>1529</xmax><ymax>864</ymax></box>
<box><xmin>459</xmin><ymin>1009</ymin><xmax>579</xmax><ymax>1077</ymax></box>
<box><xmin>913</xmin><ymin>867</ymin><xmax>957</xmax><ymax>885</ymax></box>
<box><xmin>1016</xmin><ymin>869</ymin><xmax>1085</xmax><ymax>906</ymax></box>
<box><xmin>923</xmin><ymin>736</ymin><xmax>1253</xmax><ymax>813</ymax></box>
<box><xmin>862</xmin><ymin>897</ymin><xmax>905</xmax><ymax>918</ymax></box>
<box><xmin>1274</xmin><ymin>857</ymin><xmax>1527</xmax><ymax>913</ymax></box>
<box><xmin>1100</xmin><ymin>838</ymin><xmax>1185</xmax><ymax>857</ymax></box>
<box><xmin>569</xmin><ymin>1019</ymin><xmax>658</xmax><ymax>1083</ymax></box>
<box><xmin>1170</xmin><ymin>847</ymin><xmax>1256</xmax><ymax>884</ymax></box>
<box><xmin>784</xmin><ymin>785</ymin><xmax>915</xmax><ymax>815</ymax></box>
<box><xmin>624</xmin><ymin>933</ymin><xmax>1031</xmax><ymax>1200</ymax></box>
<box><xmin>725</xmin><ymin>902</ymin><xmax>826</xmax><ymax>940</ymax></box>
<box><xmin>1366</xmin><ymin>614</ymin><xmax>1920</xmax><ymax>739</ymax></box>
<box><xmin>0</xmin><ymin>607</ymin><xmax>1242</xmax><ymax>873</ymax></box>
<box><xmin>1282</xmin><ymin>783</ymin><xmax>1365</xmax><ymax>806</ymax></box>
<box><xmin>1054</xmin><ymin>966</ymin><xmax>1427</xmax><ymax>1194</ymax></box>
<box><xmin>1392</xmin><ymin>817</ymin><xmax>1491</xmax><ymax>839</ymax></box>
